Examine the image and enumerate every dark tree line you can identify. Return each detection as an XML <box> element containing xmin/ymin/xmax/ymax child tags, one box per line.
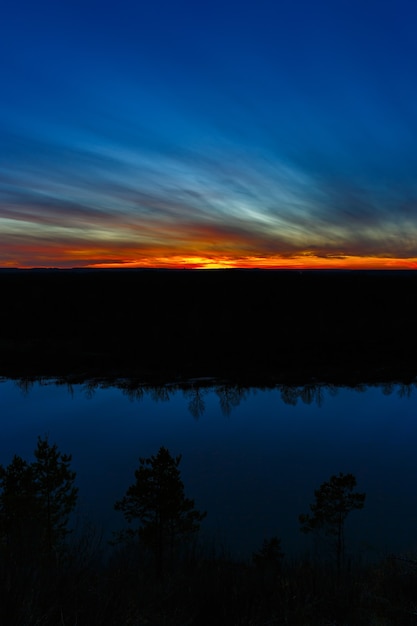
<box><xmin>2</xmin><ymin>269</ymin><xmax>417</xmax><ymax>385</ymax></box>
<box><xmin>0</xmin><ymin>436</ymin><xmax>367</xmax><ymax>579</ymax></box>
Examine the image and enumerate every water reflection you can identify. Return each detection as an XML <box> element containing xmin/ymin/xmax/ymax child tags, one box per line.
<box><xmin>1</xmin><ymin>377</ymin><xmax>417</xmax><ymax>560</ymax></box>
<box><xmin>10</xmin><ymin>376</ymin><xmax>417</xmax><ymax>417</ymax></box>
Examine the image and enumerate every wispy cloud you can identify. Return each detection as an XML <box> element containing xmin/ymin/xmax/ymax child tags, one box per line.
<box><xmin>2</xmin><ymin>115</ymin><xmax>417</xmax><ymax>268</ymax></box>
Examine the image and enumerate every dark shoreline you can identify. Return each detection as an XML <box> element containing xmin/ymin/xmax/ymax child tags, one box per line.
<box><xmin>1</xmin><ymin>268</ymin><xmax>416</xmax><ymax>386</ymax></box>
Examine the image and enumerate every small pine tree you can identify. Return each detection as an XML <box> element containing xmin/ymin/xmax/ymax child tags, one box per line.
<box><xmin>252</xmin><ymin>536</ymin><xmax>284</xmax><ymax>571</ymax></box>
<box><xmin>299</xmin><ymin>472</ymin><xmax>365</xmax><ymax>571</ymax></box>
<box><xmin>115</xmin><ymin>446</ymin><xmax>206</xmax><ymax>573</ymax></box>
<box><xmin>0</xmin><ymin>437</ymin><xmax>78</xmax><ymax>561</ymax></box>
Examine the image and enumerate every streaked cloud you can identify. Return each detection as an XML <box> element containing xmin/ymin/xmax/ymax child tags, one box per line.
<box><xmin>1</xmin><ymin>0</ymin><xmax>417</xmax><ymax>268</ymax></box>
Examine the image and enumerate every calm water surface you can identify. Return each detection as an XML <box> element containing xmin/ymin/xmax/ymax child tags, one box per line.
<box><xmin>1</xmin><ymin>378</ymin><xmax>417</xmax><ymax>560</ymax></box>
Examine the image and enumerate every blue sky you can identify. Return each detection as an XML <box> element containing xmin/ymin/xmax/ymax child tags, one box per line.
<box><xmin>1</xmin><ymin>0</ymin><xmax>417</xmax><ymax>268</ymax></box>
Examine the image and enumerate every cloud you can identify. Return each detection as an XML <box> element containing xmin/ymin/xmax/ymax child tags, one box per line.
<box><xmin>2</xmin><ymin>126</ymin><xmax>417</xmax><ymax>268</ymax></box>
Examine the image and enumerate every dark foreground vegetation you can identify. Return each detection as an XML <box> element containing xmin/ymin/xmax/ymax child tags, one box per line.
<box><xmin>1</xmin><ymin>268</ymin><xmax>417</xmax><ymax>385</ymax></box>
<box><xmin>3</xmin><ymin>541</ymin><xmax>417</xmax><ymax>625</ymax></box>
<box><xmin>1</xmin><ymin>438</ymin><xmax>417</xmax><ymax>625</ymax></box>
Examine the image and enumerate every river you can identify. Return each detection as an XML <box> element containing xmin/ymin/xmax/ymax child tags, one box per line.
<box><xmin>1</xmin><ymin>377</ymin><xmax>416</xmax><ymax>561</ymax></box>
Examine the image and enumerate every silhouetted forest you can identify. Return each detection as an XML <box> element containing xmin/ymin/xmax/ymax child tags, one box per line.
<box><xmin>1</xmin><ymin>268</ymin><xmax>417</xmax><ymax>385</ymax></box>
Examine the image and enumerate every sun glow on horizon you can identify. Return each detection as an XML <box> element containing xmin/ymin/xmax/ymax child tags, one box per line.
<box><xmin>84</xmin><ymin>255</ymin><xmax>417</xmax><ymax>271</ymax></box>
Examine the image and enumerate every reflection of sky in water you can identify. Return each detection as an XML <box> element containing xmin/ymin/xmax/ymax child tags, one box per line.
<box><xmin>1</xmin><ymin>379</ymin><xmax>417</xmax><ymax>560</ymax></box>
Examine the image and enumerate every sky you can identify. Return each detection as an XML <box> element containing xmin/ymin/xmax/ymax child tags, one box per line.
<box><xmin>1</xmin><ymin>0</ymin><xmax>417</xmax><ymax>269</ymax></box>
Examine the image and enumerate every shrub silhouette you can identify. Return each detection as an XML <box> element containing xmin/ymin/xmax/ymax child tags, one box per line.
<box><xmin>252</xmin><ymin>536</ymin><xmax>284</xmax><ymax>571</ymax></box>
<box><xmin>299</xmin><ymin>472</ymin><xmax>365</xmax><ymax>572</ymax></box>
<box><xmin>114</xmin><ymin>446</ymin><xmax>206</xmax><ymax>574</ymax></box>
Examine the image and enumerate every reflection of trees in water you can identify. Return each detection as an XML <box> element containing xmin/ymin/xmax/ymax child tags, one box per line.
<box><xmin>14</xmin><ymin>377</ymin><xmax>35</xmax><ymax>396</ymax></box>
<box><xmin>380</xmin><ymin>381</ymin><xmax>414</xmax><ymax>398</ymax></box>
<box><xmin>382</xmin><ymin>382</ymin><xmax>395</xmax><ymax>396</ymax></box>
<box><xmin>12</xmin><ymin>376</ymin><xmax>417</xmax><ymax>417</ymax></box>
<box><xmin>279</xmin><ymin>386</ymin><xmax>298</xmax><ymax>406</ymax></box>
<box><xmin>184</xmin><ymin>387</ymin><xmax>206</xmax><ymax>419</ymax></box>
<box><xmin>398</xmin><ymin>383</ymin><xmax>413</xmax><ymax>398</ymax></box>
<box><xmin>120</xmin><ymin>382</ymin><xmax>173</xmax><ymax>403</ymax></box>
<box><xmin>149</xmin><ymin>386</ymin><xmax>172</xmax><ymax>403</ymax></box>
<box><xmin>327</xmin><ymin>384</ymin><xmax>340</xmax><ymax>398</ymax></box>
<box><xmin>82</xmin><ymin>380</ymin><xmax>97</xmax><ymax>400</ymax></box>
<box><xmin>215</xmin><ymin>385</ymin><xmax>248</xmax><ymax>416</ymax></box>
<box><xmin>184</xmin><ymin>384</ymin><xmax>249</xmax><ymax>418</ymax></box>
<box><xmin>277</xmin><ymin>380</ymin><xmax>417</xmax><ymax>407</ymax></box>
<box><xmin>279</xmin><ymin>384</ymin><xmax>327</xmax><ymax>407</ymax></box>
<box><xmin>120</xmin><ymin>382</ymin><xmax>144</xmax><ymax>402</ymax></box>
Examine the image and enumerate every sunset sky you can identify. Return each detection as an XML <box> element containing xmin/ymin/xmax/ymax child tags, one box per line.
<box><xmin>1</xmin><ymin>0</ymin><xmax>417</xmax><ymax>269</ymax></box>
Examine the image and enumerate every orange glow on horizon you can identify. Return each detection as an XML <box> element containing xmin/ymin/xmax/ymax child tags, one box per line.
<box><xmin>85</xmin><ymin>255</ymin><xmax>417</xmax><ymax>270</ymax></box>
<box><xmin>2</xmin><ymin>242</ymin><xmax>417</xmax><ymax>270</ymax></box>
<box><xmin>2</xmin><ymin>216</ymin><xmax>417</xmax><ymax>270</ymax></box>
